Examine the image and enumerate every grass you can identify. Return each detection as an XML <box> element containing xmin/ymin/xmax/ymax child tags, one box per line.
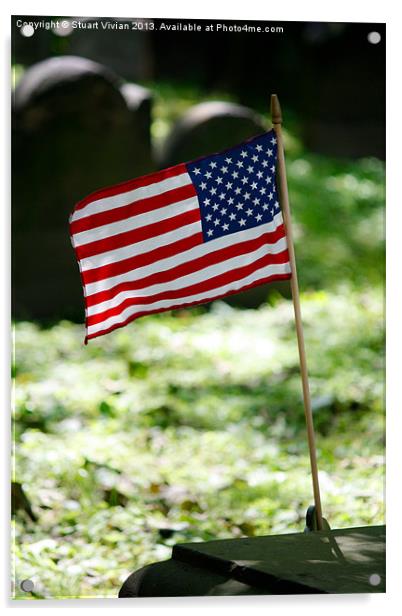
<box><xmin>12</xmin><ymin>288</ymin><xmax>384</xmax><ymax>599</ymax></box>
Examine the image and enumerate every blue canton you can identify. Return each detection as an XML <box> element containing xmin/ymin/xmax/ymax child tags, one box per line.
<box><xmin>186</xmin><ymin>130</ymin><xmax>280</xmax><ymax>243</ymax></box>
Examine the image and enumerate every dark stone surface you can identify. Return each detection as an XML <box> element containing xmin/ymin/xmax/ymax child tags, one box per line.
<box><xmin>173</xmin><ymin>525</ymin><xmax>386</xmax><ymax>595</ymax></box>
<box><xmin>157</xmin><ymin>101</ymin><xmax>268</xmax><ymax>169</ymax></box>
<box><xmin>12</xmin><ymin>56</ymin><xmax>154</xmax><ymax>320</ymax></box>
<box><xmin>119</xmin><ymin>559</ymin><xmax>264</xmax><ymax>598</ymax></box>
<box><xmin>119</xmin><ymin>525</ymin><xmax>385</xmax><ymax>597</ymax></box>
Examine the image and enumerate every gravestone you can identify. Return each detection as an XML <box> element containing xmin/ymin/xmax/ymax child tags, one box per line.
<box><xmin>12</xmin><ymin>55</ymin><xmax>154</xmax><ymax>320</ymax></box>
<box><xmin>158</xmin><ymin>102</ymin><xmax>291</xmax><ymax>307</ymax></box>
<box><xmin>158</xmin><ymin>101</ymin><xmax>267</xmax><ymax>169</ymax></box>
<box><xmin>119</xmin><ymin>525</ymin><xmax>386</xmax><ymax>597</ymax></box>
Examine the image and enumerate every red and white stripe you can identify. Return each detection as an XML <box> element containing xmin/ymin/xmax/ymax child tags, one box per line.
<box><xmin>70</xmin><ymin>164</ymin><xmax>291</xmax><ymax>343</ymax></box>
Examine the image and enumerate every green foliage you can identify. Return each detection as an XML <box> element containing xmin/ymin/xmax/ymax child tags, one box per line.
<box><xmin>12</xmin><ymin>288</ymin><xmax>384</xmax><ymax>599</ymax></box>
<box><xmin>287</xmin><ymin>155</ymin><xmax>384</xmax><ymax>289</ymax></box>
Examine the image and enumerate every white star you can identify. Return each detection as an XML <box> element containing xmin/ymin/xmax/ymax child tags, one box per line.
<box><xmin>236</xmin><ymin>160</ymin><xmax>244</xmax><ymax>168</ymax></box>
<box><xmin>257</xmin><ymin>171</ymin><xmax>263</xmax><ymax>179</ymax></box>
<box><xmin>222</xmin><ymin>223</ymin><xmax>229</xmax><ymax>231</ymax></box>
<box><xmin>239</xmin><ymin>218</ymin><xmax>246</xmax><ymax>226</ymax></box>
<box><xmin>205</xmin><ymin>171</ymin><xmax>212</xmax><ymax>179</ymax></box>
<box><xmin>216</xmin><ymin>176</ymin><xmax>223</xmax><ymax>184</ymax></box>
<box><xmin>253</xmin><ymin>197</ymin><xmax>260</xmax><ymax>205</ymax></box>
<box><xmin>268</xmin><ymin>192</ymin><xmax>273</xmax><ymax>200</ymax></box>
<box><xmin>226</xmin><ymin>182</ymin><xmax>233</xmax><ymax>190</ymax></box>
<box><xmin>228</xmin><ymin>197</ymin><xmax>234</xmax><ymax>205</ymax></box>
<box><xmin>234</xmin><ymin>187</ymin><xmax>242</xmax><ymax>195</ymax></box>
<box><xmin>207</xmin><ymin>229</ymin><xmax>214</xmax><ymax>237</ymax></box>
<box><xmin>200</xmin><ymin>181</ymin><xmax>207</xmax><ymax>190</ymax></box>
<box><xmin>206</xmin><ymin>213</ymin><xmax>212</xmax><ymax>221</ymax></box>
<box><xmin>256</xmin><ymin>144</ymin><xmax>263</xmax><ymax>152</ymax></box>
<box><xmin>262</xmin><ymin>160</ymin><xmax>268</xmax><ymax>168</ymax></box>
<box><xmin>274</xmin><ymin>201</ymin><xmax>280</xmax><ymax>209</ymax></box>
<box><xmin>204</xmin><ymin>198</ymin><xmax>210</xmax><ymax>206</ymax></box>
<box><xmin>219</xmin><ymin>193</ymin><xmax>226</xmax><ymax>200</ymax></box>
<box><xmin>271</xmin><ymin>136</ymin><xmax>277</xmax><ymax>145</ymax></box>
<box><xmin>241</xmin><ymin>176</ymin><xmax>249</xmax><ymax>185</ymax></box>
<box><xmin>210</xmin><ymin>187</ymin><xmax>217</xmax><ymax>195</ymax></box>
<box><xmin>266</xmin><ymin>176</ymin><xmax>272</xmax><ymax>184</ymax></box>
<box><xmin>244</xmin><ymin>192</ymin><xmax>250</xmax><ymax>200</ymax></box>
<box><xmin>212</xmin><ymin>203</ymin><xmax>219</xmax><ymax>211</ymax></box>
<box><xmin>267</xmin><ymin>149</ymin><xmax>273</xmax><ymax>157</ymax></box>
<box><xmin>270</xmin><ymin>165</ymin><xmax>276</xmax><ymax>173</ymax></box>
<box><xmin>232</xmin><ymin>171</ymin><xmax>239</xmax><ymax>179</ymax></box>
<box><xmin>262</xmin><ymin>203</ymin><xmax>269</xmax><ymax>211</ymax></box>
<box><xmin>271</xmin><ymin>208</ymin><xmax>275</xmax><ymax>216</ymax></box>
<box><xmin>252</xmin><ymin>154</ymin><xmax>258</xmax><ymax>162</ymax></box>
<box><xmin>214</xmin><ymin>218</ymin><xmax>220</xmax><ymax>226</ymax></box>
<box><xmin>210</xmin><ymin>161</ymin><xmax>217</xmax><ymax>169</ymax></box>
<box><xmin>220</xmin><ymin>208</ymin><xmax>227</xmax><ymax>216</ymax></box>
<box><xmin>251</xmin><ymin>182</ymin><xmax>258</xmax><ymax>190</ymax></box>
<box><xmin>229</xmin><ymin>213</ymin><xmax>236</xmax><ymax>221</ymax></box>
<box><xmin>193</xmin><ymin>167</ymin><xmax>201</xmax><ymax>175</ymax></box>
<box><xmin>240</xmin><ymin>150</ymin><xmax>248</xmax><ymax>158</ymax></box>
<box><xmin>247</xmin><ymin>166</ymin><xmax>254</xmax><ymax>174</ymax></box>
<box><xmin>221</xmin><ymin>166</ymin><xmax>228</xmax><ymax>174</ymax></box>
<box><xmin>236</xmin><ymin>202</ymin><xmax>244</xmax><ymax>210</ymax></box>
<box><xmin>246</xmin><ymin>208</ymin><xmax>253</xmax><ymax>216</ymax></box>
<box><xmin>260</xmin><ymin>187</ymin><xmax>266</xmax><ymax>195</ymax></box>
<box><xmin>225</xmin><ymin>157</ymin><xmax>232</xmax><ymax>164</ymax></box>
<box><xmin>255</xmin><ymin>213</ymin><xmax>262</xmax><ymax>222</ymax></box>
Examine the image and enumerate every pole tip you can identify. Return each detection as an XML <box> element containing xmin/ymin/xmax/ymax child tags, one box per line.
<box><xmin>270</xmin><ymin>94</ymin><xmax>282</xmax><ymax>125</ymax></box>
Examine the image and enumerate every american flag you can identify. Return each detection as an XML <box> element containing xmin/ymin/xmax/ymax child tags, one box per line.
<box><xmin>69</xmin><ymin>129</ymin><xmax>291</xmax><ymax>343</ymax></box>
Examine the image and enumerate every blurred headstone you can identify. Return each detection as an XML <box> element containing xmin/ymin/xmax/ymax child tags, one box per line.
<box><xmin>12</xmin><ymin>55</ymin><xmax>154</xmax><ymax>320</ymax></box>
<box><xmin>158</xmin><ymin>101</ymin><xmax>267</xmax><ymax>168</ymax></box>
<box><xmin>159</xmin><ymin>101</ymin><xmax>290</xmax><ymax>307</ymax></box>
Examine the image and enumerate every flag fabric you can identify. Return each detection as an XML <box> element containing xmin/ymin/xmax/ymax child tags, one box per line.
<box><xmin>69</xmin><ymin>129</ymin><xmax>292</xmax><ymax>343</ymax></box>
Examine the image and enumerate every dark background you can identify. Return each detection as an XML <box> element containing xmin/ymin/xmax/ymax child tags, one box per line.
<box><xmin>11</xmin><ymin>17</ymin><xmax>385</xmax><ymax>321</ymax></box>
<box><xmin>12</xmin><ymin>18</ymin><xmax>386</xmax><ymax>157</ymax></box>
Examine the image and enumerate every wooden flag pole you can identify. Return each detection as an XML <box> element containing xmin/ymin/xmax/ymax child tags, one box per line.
<box><xmin>270</xmin><ymin>93</ymin><xmax>324</xmax><ymax>530</ymax></box>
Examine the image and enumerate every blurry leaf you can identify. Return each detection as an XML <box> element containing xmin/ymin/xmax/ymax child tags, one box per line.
<box><xmin>128</xmin><ymin>360</ymin><xmax>149</xmax><ymax>378</ymax></box>
<box><xmin>12</xmin><ymin>482</ymin><xmax>37</xmax><ymax>522</ymax></box>
<box><xmin>180</xmin><ymin>499</ymin><xmax>203</xmax><ymax>513</ymax></box>
<box><xmin>237</xmin><ymin>522</ymin><xmax>256</xmax><ymax>536</ymax></box>
<box><xmin>99</xmin><ymin>400</ymin><xmax>114</xmax><ymax>417</ymax></box>
<box><xmin>102</xmin><ymin>488</ymin><xmax>128</xmax><ymax>508</ymax></box>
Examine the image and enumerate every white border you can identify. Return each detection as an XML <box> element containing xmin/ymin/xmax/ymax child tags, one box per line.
<box><xmin>2</xmin><ymin>1</ymin><xmax>399</xmax><ymax>614</ymax></box>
